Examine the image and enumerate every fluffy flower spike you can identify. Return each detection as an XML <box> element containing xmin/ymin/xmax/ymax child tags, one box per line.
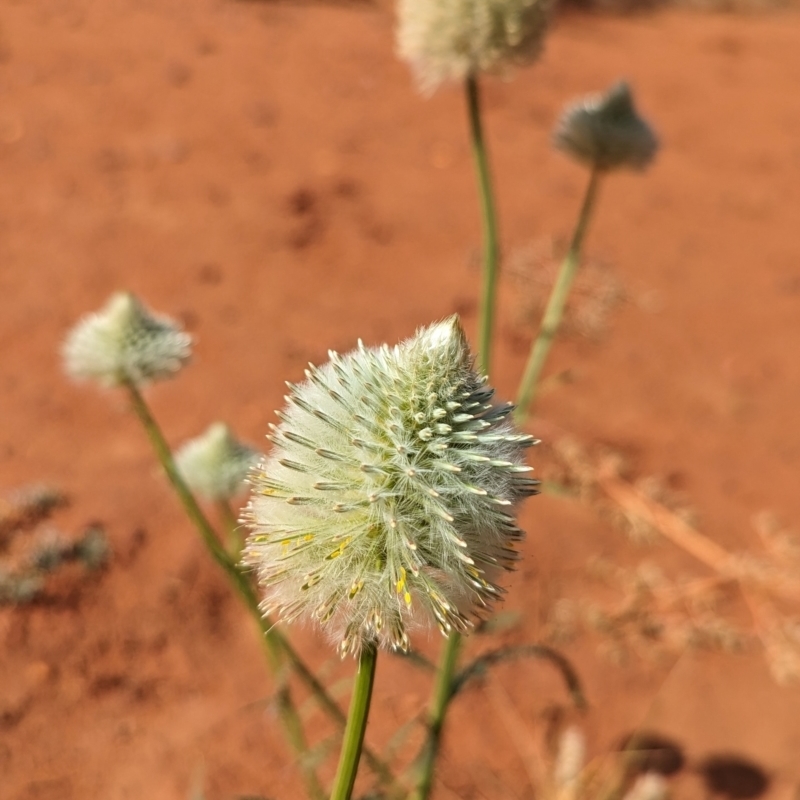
<box><xmin>397</xmin><ymin>0</ymin><xmax>551</xmax><ymax>94</ymax></box>
<box><xmin>176</xmin><ymin>423</ymin><xmax>261</xmax><ymax>501</ymax></box>
<box><xmin>63</xmin><ymin>292</ymin><xmax>192</xmax><ymax>387</ymax></box>
<box><xmin>553</xmin><ymin>81</ymin><xmax>658</xmax><ymax>172</ymax></box>
<box><xmin>243</xmin><ymin>317</ymin><xmax>539</xmax><ymax>657</ymax></box>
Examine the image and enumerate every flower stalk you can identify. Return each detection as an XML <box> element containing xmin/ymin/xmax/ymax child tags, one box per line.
<box><xmin>468</xmin><ymin>73</ymin><xmax>500</xmax><ymax>377</ymax></box>
<box><xmin>329</xmin><ymin>644</ymin><xmax>379</xmax><ymax>800</ymax></box>
<box><xmin>122</xmin><ymin>379</ymin><xmax>326</xmax><ymax>800</ymax></box>
<box><xmin>217</xmin><ymin>497</ymin><xmax>244</xmax><ymax>555</ymax></box>
<box><xmin>410</xmin><ymin>630</ymin><xmax>462</xmax><ymax>800</ymax></box>
<box><xmin>515</xmin><ymin>168</ymin><xmax>600</xmax><ymax>421</ymax></box>
<box><xmin>123</xmin><ymin>379</ymin><xmax>396</xmax><ymax>788</ymax></box>
<box><xmin>411</xmin><ymin>72</ymin><xmax>511</xmax><ymax>800</ymax></box>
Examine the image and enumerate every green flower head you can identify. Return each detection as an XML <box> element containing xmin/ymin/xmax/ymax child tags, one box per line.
<box><xmin>553</xmin><ymin>81</ymin><xmax>659</xmax><ymax>172</ymax></box>
<box><xmin>63</xmin><ymin>292</ymin><xmax>191</xmax><ymax>387</ymax></box>
<box><xmin>243</xmin><ymin>317</ymin><xmax>538</xmax><ymax>657</ymax></box>
<box><xmin>176</xmin><ymin>423</ymin><xmax>261</xmax><ymax>502</ymax></box>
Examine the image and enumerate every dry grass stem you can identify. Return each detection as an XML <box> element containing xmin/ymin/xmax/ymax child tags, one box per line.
<box><xmin>541</xmin><ymin>437</ymin><xmax>800</xmax><ymax>681</ymax></box>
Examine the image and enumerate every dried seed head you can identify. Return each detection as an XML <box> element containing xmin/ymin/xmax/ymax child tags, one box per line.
<box><xmin>553</xmin><ymin>81</ymin><xmax>658</xmax><ymax>172</ymax></box>
<box><xmin>397</xmin><ymin>0</ymin><xmax>551</xmax><ymax>94</ymax></box>
<box><xmin>63</xmin><ymin>292</ymin><xmax>192</xmax><ymax>387</ymax></box>
<box><xmin>243</xmin><ymin>317</ymin><xmax>538</xmax><ymax>657</ymax></box>
<box><xmin>176</xmin><ymin>423</ymin><xmax>261</xmax><ymax>501</ymax></box>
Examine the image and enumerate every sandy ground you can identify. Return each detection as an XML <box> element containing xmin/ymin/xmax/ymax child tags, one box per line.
<box><xmin>2</xmin><ymin>1</ymin><xmax>800</xmax><ymax>798</ymax></box>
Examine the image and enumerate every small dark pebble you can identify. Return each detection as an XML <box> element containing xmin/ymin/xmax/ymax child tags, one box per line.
<box><xmin>698</xmin><ymin>754</ymin><xmax>770</xmax><ymax>799</ymax></box>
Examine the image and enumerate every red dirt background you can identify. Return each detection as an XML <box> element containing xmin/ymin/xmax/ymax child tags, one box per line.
<box><xmin>2</xmin><ymin>1</ymin><xmax>800</xmax><ymax>798</ymax></box>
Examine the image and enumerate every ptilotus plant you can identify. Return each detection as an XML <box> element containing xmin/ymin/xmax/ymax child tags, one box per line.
<box><xmin>553</xmin><ymin>80</ymin><xmax>659</xmax><ymax>173</ymax></box>
<box><xmin>396</xmin><ymin>8</ymin><xmax>552</xmax><ymax>797</ymax></box>
<box><xmin>62</xmin><ymin>291</ymin><xmax>192</xmax><ymax>386</ymax></box>
<box><xmin>244</xmin><ymin>316</ymin><xmax>539</xmax><ymax>658</ymax></box>
<box><xmin>177</xmin><ymin>422</ymin><xmax>262</xmax><ymax>553</ymax></box>
<box><xmin>244</xmin><ymin>316</ymin><xmax>538</xmax><ymax>800</ymax></box>
<box><xmin>515</xmin><ymin>80</ymin><xmax>659</xmax><ymax>419</ymax></box>
<box><xmin>176</xmin><ymin>422</ymin><xmax>261</xmax><ymax>503</ymax></box>
<box><xmin>396</xmin><ymin>0</ymin><xmax>551</xmax><ymax>376</ymax></box>
<box><xmin>61</xmin><ymin>292</ymin><xmax>332</xmax><ymax>799</ymax></box>
<box><xmin>397</xmin><ymin>0</ymin><xmax>551</xmax><ymax>93</ymax></box>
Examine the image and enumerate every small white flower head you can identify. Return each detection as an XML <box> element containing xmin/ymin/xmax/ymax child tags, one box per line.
<box><xmin>176</xmin><ymin>423</ymin><xmax>262</xmax><ymax>502</ymax></box>
<box><xmin>553</xmin><ymin>725</ymin><xmax>587</xmax><ymax>790</ymax></box>
<box><xmin>243</xmin><ymin>317</ymin><xmax>538</xmax><ymax>657</ymax></box>
<box><xmin>397</xmin><ymin>0</ymin><xmax>551</xmax><ymax>94</ymax></box>
<box><xmin>553</xmin><ymin>81</ymin><xmax>658</xmax><ymax>172</ymax></box>
<box><xmin>623</xmin><ymin>773</ymin><xmax>669</xmax><ymax>800</ymax></box>
<box><xmin>63</xmin><ymin>292</ymin><xmax>192</xmax><ymax>387</ymax></box>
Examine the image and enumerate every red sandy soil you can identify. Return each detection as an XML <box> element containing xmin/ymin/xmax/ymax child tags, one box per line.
<box><xmin>2</xmin><ymin>1</ymin><xmax>800</xmax><ymax>799</ymax></box>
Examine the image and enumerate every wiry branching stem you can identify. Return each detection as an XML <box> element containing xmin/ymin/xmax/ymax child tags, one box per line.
<box><xmin>515</xmin><ymin>169</ymin><xmax>600</xmax><ymax>421</ymax></box>
<box><xmin>123</xmin><ymin>381</ymin><xmax>396</xmax><ymax>794</ymax></box>
<box><xmin>452</xmin><ymin>643</ymin><xmax>587</xmax><ymax>709</ymax></box>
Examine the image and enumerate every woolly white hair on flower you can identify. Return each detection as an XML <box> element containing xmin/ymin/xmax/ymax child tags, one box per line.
<box><xmin>553</xmin><ymin>81</ymin><xmax>659</xmax><ymax>172</ymax></box>
<box><xmin>176</xmin><ymin>423</ymin><xmax>261</xmax><ymax>502</ymax></box>
<box><xmin>63</xmin><ymin>292</ymin><xmax>192</xmax><ymax>387</ymax></box>
<box><xmin>243</xmin><ymin>317</ymin><xmax>538</xmax><ymax>657</ymax></box>
<box><xmin>397</xmin><ymin>0</ymin><xmax>551</xmax><ymax>93</ymax></box>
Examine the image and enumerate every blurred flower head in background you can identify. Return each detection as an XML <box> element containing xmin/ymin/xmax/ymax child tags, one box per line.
<box><xmin>553</xmin><ymin>81</ymin><xmax>659</xmax><ymax>172</ymax></box>
<box><xmin>63</xmin><ymin>292</ymin><xmax>192</xmax><ymax>387</ymax></box>
<box><xmin>243</xmin><ymin>317</ymin><xmax>538</xmax><ymax>656</ymax></box>
<box><xmin>397</xmin><ymin>0</ymin><xmax>551</xmax><ymax>93</ymax></box>
<box><xmin>176</xmin><ymin>423</ymin><xmax>261</xmax><ymax>502</ymax></box>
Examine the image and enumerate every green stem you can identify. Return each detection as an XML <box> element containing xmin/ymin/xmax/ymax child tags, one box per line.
<box><xmin>217</xmin><ymin>497</ymin><xmax>243</xmax><ymax>555</ymax></box>
<box><xmin>407</xmin><ymin>72</ymin><xmax>501</xmax><ymax>800</ymax></box>
<box><xmin>123</xmin><ymin>381</ymin><xmax>395</xmax><ymax>791</ymax></box>
<box><xmin>124</xmin><ymin>380</ymin><xmax>325</xmax><ymax>800</ymax></box>
<box><xmin>411</xmin><ymin>631</ymin><xmax>462</xmax><ymax>800</ymax></box>
<box><xmin>467</xmin><ymin>72</ymin><xmax>500</xmax><ymax>377</ymax></box>
<box><xmin>329</xmin><ymin>645</ymin><xmax>378</xmax><ymax>800</ymax></box>
<box><xmin>515</xmin><ymin>168</ymin><xmax>601</xmax><ymax>422</ymax></box>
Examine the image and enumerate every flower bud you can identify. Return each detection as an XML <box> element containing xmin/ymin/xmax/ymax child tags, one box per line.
<box><xmin>243</xmin><ymin>317</ymin><xmax>539</xmax><ymax>657</ymax></box>
<box><xmin>63</xmin><ymin>292</ymin><xmax>192</xmax><ymax>387</ymax></box>
<box><xmin>553</xmin><ymin>81</ymin><xmax>658</xmax><ymax>172</ymax></box>
<box><xmin>397</xmin><ymin>0</ymin><xmax>551</xmax><ymax>94</ymax></box>
<box><xmin>176</xmin><ymin>423</ymin><xmax>261</xmax><ymax>501</ymax></box>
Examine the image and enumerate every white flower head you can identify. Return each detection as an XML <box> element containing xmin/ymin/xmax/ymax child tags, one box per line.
<box><xmin>176</xmin><ymin>423</ymin><xmax>262</xmax><ymax>502</ymax></box>
<box><xmin>553</xmin><ymin>81</ymin><xmax>658</xmax><ymax>172</ymax></box>
<box><xmin>63</xmin><ymin>292</ymin><xmax>192</xmax><ymax>387</ymax></box>
<box><xmin>553</xmin><ymin>726</ymin><xmax>587</xmax><ymax>790</ymax></box>
<box><xmin>243</xmin><ymin>317</ymin><xmax>538</xmax><ymax>657</ymax></box>
<box><xmin>397</xmin><ymin>0</ymin><xmax>551</xmax><ymax>94</ymax></box>
<box><xmin>623</xmin><ymin>773</ymin><xmax>669</xmax><ymax>800</ymax></box>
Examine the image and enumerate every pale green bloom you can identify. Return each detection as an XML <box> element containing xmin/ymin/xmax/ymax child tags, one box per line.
<box><xmin>397</xmin><ymin>0</ymin><xmax>551</xmax><ymax>93</ymax></box>
<box><xmin>176</xmin><ymin>423</ymin><xmax>261</xmax><ymax>501</ymax></box>
<box><xmin>553</xmin><ymin>81</ymin><xmax>658</xmax><ymax>172</ymax></box>
<box><xmin>63</xmin><ymin>292</ymin><xmax>191</xmax><ymax>387</ymax></box>
<box><xmin>243</xmin><ymin>317</ymin><xmax>538</xmax><ymax>656</ymax></box>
